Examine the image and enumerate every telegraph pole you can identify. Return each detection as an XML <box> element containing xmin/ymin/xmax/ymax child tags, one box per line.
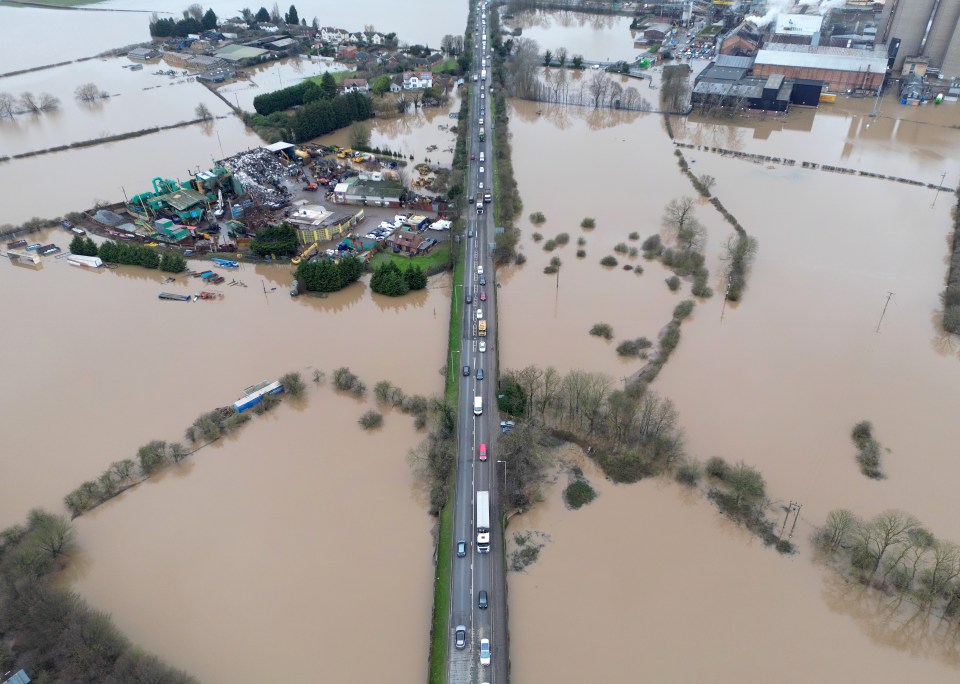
<box><xmin>875</xmin><ymin>291</ymin><xmax>895</xmax><ymax>333</ymax></box>
<box><xmin>932</xmin><ymin>171</ymin><xmax>947</xmax><ymax>208</ymax></box>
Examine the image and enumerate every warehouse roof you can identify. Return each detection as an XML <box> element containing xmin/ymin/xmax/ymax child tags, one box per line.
<box><xmin>715</xmin><ymin>54</ymin><xmax>754</xmax><ymax>69</ymax></box>
<box><xmin>774</xmin><ymin>14</ymin><xmax>823</xmax><ymax>37</ymax></box>
<box><xmin>755</xmin><ymin>44</ymin><xmax>888</xmax><ymax>73</ymax></box>
<box><xmin>215</xmin><ymin>44</ymin><xmax>269</xmax><ymax>61</ymax></box>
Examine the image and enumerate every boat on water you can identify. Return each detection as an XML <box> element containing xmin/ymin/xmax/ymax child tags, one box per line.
<box><xmin>6</xmin><ymin>240</ymin><xmax>27</xmax><ymax>249</ymax></box>
<box><xmin>6</xmin><ymin>249</ymin><xmax>41</xmax><ymax>265</ymax></box>
<box><xmin>210</xmin><ymin>257</ymin><xmax>239</xmax><ymax>269</ymax></box>
<box><xmin>38</xmin><ymin>244</ymin><xmax>60</xmax><ymax>255</ymax></box>
<box><xmin>158</xmin><ymin>292</ymin><xmax>192</xmax><ymax>301</ymax></box>
<box><xmin>67</xmin><ymin>254</ymin><xmax>103</xmax><ymax>268</ymax></box>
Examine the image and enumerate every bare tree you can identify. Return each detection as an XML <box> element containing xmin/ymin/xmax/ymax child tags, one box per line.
<box><xmin>606</xmin><ymin>79</ymin><xmax>623</xmax><ymax>108</ymax></box>
<box><xmin>185</xmin><ymin>3</ymin><xmax>203</xmax><ymax>21</ymax></box>
<box><xmin>505</xmin><ymin>37</ymin><xmax>540</xmax><ymax>99</ymax></box>
<box><xmin>195</xmin><ymin>102</ymin><xmax>212</xmax><ymax>120</ymax></box>
<box><xmin>818</xmin><ymin>509</ymin><xmax>857</xmax><ymax>551</ymax></box>
<box><xmin>587</xmin><ymin>70</ymin><xmax>609</xmax><ymax>108</ymax></box>
<box><xmin>0</xmin><ymin>92</ymin><xmax>15</xmax><ymax>118</ymax></box>
<box><xmin>19</xmin><ymin>92</ymin><xmax>39</xmax><ymax>113</ymax></box>
<box><xmin>555</xmin><ymin>46</ymin><xmax>567</xmax><ymax>67</ymax></box>
<box><xmin>74</xmin><ymin>83</ymin><xmax>105</xmax><ymax>102</ymax></box>
<box><xmin>270</xmin><ymin>1</ymin><xmax>281</xmax><ymax>23</ymax></box>
<box><xmin>854</xmin><ymin>510</ymin><xmax>920</xmax><ymax>579</ymax></box>
<box><xmin>38</xmin><ymin>92</ymin><xmax>60</xmax><ymax>111</ymax></box>
<box><xmin>660</xmin><ymin>64</ymin><xmax>691</xmax><ymax>112</ymax></box>
<box><xmin>364</xmin><ymin>23</ymin><xmax>376</xmax><ymax>33</ymax></box>
<box><xmin>662</xmin><ymin>197</ymin><xmax>704</xmax><ymax>251</ymax></box>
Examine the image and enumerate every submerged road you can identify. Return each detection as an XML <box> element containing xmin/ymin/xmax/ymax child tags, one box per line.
<box><xmin>446</xmin><ymin>3</ymin><xmax>508</xmax><ymax>683</ymax></box>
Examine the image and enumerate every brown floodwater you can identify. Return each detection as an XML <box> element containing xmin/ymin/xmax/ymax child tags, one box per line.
<box><xmin>508</xmin><ymin>448</ymin><xmax>960</xmax><ymax>682</ymax></box>
<box><xmin>501</xmin><ymin>97</ymin><xmax>960</xmax><ymax>677</ymax></box>
<box><xmin>64</xmin><ymin>387</ymin><xmax>434</xmax><ymax>683</ymax></box>
<box><xmin>506</xmin><ymin>9</ymin><xmax>641</xmax><ymax>62</ymax></box>
<box><xmin>0</xmin><ymin>230</ymin><xmax>449</xmax><ymax>529</ymax></box>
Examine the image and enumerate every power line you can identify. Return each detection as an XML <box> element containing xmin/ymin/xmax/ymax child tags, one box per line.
<box><xmin>876</xmin><ymin>291</ymin><xmax>895</xmax><ymax>333</ymax></box>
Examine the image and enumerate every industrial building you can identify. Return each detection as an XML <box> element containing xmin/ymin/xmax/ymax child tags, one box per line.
<box><xmin>693</xmin><ymin>55</ymin><xmax>824</xmax><ymax>112</ymax></box>
<box><xmin>333</xmin><ymin>176</ymin><xmax>404</xmax><ymax>208</ymax></box>
<box><xmin>752</xmin><ymin>44</ymin><xmax>887</xmax><ymax>93</ymax></box>
<box><xmin>770</xmin><ymin>14</ymin><xmax>823</xmax><ymax>46</ymax></box>
<box><xmin>879</xmin><ymin>0</ymin><xmax>960</xmax><ymax>79</ymax></box>
<box><xmin>287</xmin><ymin>203</ymin><xmax>365</xmax><ymax>244</ymax></box>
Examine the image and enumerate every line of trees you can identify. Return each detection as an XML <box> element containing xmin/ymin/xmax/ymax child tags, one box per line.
<box><xmin>149</xmin><ymin>5</ymin><xmax>218</xmax><ymax>37</ymax></box>
<box><xmin>253</xmin><ymin>72</ymin><xmax>339</xmax><ymax>116</ymax></box>
<box><xmin>941</xmin><ymin>190</ymin><xmax>960</xmax><ymax>333</ymax></box>
<box><xmin>97</xmin><ymin>240</ymin><xmax>187</xmax><ymax>273</ymax></box>
<box><xmin>816</xmin><ymin>508</ymin><xmax>960</xmax><ymax>620</ymax></box>
<box><xmin>68</xmin><ymin>235</ymin><xmax>98</xmax><ymax>256</ymax></box>
<box><xmin>295</xmin><ymin>256</ymin><xmax>363</xmax><ymax>293</ymax></box>
<box><xmin>643</xmin><ymin>196</ymin><xmax>712</xmax><ymax>298</ymax></box>
<box><xmin>370</xmin><ymin>261</ymin><xmax>427</xmax><ymax>296</ymax></box>
<box><xmin>0</xmin><ymin>91</ymin><xmax>60</xmax><ymax>118</ymax></box>
<box><xmin>0</xmin><ymin>510</ymin><xmax>198</xmax><ymax>682</ymax></box>
<box><xmin>291</xmin><ymin>91</ymin><xmax>374</xmax><ymax>142</ymax></box>
<box><xmin>851</xmin><ymin>420</ymin><xmax>885</xmax><ymax>479</ymax></box>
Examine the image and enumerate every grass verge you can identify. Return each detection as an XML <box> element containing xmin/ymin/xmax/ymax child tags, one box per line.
<box><xmin>370</xmin><ymin>242</ymin><xmax>451</xmax><ymax>274</ymax></box>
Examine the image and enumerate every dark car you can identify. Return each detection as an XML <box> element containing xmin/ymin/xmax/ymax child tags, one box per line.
<box><xmin>463</xmin><ymin>365</ymin><xmax>471</xmax><ymax>376</ymax></box>
<box><xmin>479</xmin><ymin>275</ymin><xmax>486</xmax><ymax>286</ymax></box>
<box><xmin>466</xmin><ymin>293</ymin><xmax>473</xmax><ymax>304</ymax></box>
<box><xmin>468</xmin><ymin>195</ymin><xmax>475</xmax><ymax>203</ymax></box>
<box><xmin>478</xmin><ymin>590</ymin><xmax>488</xmax><ymax>609</ymax></box>
<box><xmin>476</xmin><ymin>368</ymin><xmax>484</xmax><ymax>380</ymax></box>
<box><xmin>457</xmin><ymin>539</ymin><xmax>467</xmax><ymax>557</ymax></box>
<box><xmin>455</xmin><ymin>625</ymin><xmax>467</xmax><ymax>649</ymax></box>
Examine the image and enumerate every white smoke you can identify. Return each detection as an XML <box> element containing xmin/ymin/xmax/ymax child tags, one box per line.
<box><xmin>746</xmin><ymin>0</ymin><xmax>843</xmax><ymax>27</ymax></box>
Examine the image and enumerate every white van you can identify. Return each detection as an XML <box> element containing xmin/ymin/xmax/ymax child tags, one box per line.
<box><xmin>479</xmin><ymin>166</ymin><xmax>485</xmax><ymax>175</ymax></box>
<box><xmin>479</xmin><ymin>117</ymin><xmax>484</xmax><ymax>126</ymax></box>
<box><xmin>474</xmin><ymin>396</ymin><xmax>483</xmax><ymax>415</ymax></box>
<box><xmin>479</xmin><ymin>152</ymin><xmax>485</xmax><ymax>162</ymax></box>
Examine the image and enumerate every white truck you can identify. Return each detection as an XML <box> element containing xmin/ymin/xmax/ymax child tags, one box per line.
<box><xmin>474</xmin><ymin>396</ymin><xmax>483</xmax><ymax>415</ymax></box>
<box><xmin>476</xmin><ymin>490</ymin><xmax>490</xmax><ymax>553</ymax></box>
<box><xmin>481</xmin><ymin>68</ymin><xmax>487</xmax><ymax>81</ymax></box>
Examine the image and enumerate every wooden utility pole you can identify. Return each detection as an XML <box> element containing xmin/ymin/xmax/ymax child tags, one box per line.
<box><xmin>876</xmin><ymin>291</ymin><xmax>894</xmax><ymax>333</ymax></box>
<box><xmin>932</xmin><ymin>171</ymin><xmax>947</xmax><ymax>208</ymax></box>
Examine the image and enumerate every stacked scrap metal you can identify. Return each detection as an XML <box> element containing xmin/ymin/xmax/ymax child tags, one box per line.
<box><xmin>224</xmin><ymin>149</ymin><xmax>292</xmax><ymax>208</ymax></box>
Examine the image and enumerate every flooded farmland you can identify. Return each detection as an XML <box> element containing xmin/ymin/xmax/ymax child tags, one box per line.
<box><xmin>505</xmin><ymin>9</ymin><xmax>641</xmax><ymax>62</ymax></box>
<box><xmin>508</xmin><ymin>449</ymin><xmax>960</xmax><ymax>683</ymax></box>
<box><xmin>500</xmin><ymin>95</ymin><xmax>960</xmax><ymax>679</ymax></box>
<box><xmin>64</xmin><ymin>388</ymin><xmax>434</xmax><ymax>683</ymax></box>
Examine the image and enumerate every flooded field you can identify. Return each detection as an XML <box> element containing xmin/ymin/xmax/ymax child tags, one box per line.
<box><xmin>0</xmin><ymin>229</ymin><xmax>449</xmax><ymax>528</ymax></box>
<box><xmin>505</xmin><ymin>9</ymin><xmax>641</xmax><ymax>62</ymax></box>
<box><xmin>216</xmin><ymin>57</ymin><xmax>350</xmax><ymax>112</ymax></box>
<box><xmin>508</xmin><ymin>450</ymin><xmax>960</xmax><ymax>683</ymax></box>
<box><xmin>501</xmin><ymin>95</ymin><xmax>960</xmax><ymax>678</ymax></box>
<box><xmin>65</xmin><ymin>387</ymin><xmax>434</xmax><ymax>683</ymax></box>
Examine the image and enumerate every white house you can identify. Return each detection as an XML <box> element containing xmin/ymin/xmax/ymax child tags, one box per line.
<box><xmin>348</xmin><ymin>31</ymin><xmax>364</xmax><ymax>43</ymax></box>
<box><xmin>403</xmin><ymin>71</ymin><xmax>433</xmax><ymax>90</ymax></box>
<box><xmin>389</xmin><ymin>81</ymin><xmax>402</xmax><ymax>93</ymax></box>
<box><xmin>342</xmin><ymin>78</ymin><xmax>370</xmax><ymax>93</ymax></box>
<box><xmin>365</xmin><ymin>31</ymin><xmax>386</xmax><ymax>45</ymax></box>
<box><xmin>320</xmin><ymin>26</ymin><xmax>349</xmax><ymax>43</ymax></box>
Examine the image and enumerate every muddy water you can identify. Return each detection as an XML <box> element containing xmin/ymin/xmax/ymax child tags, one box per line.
<box><xmin>508</xmin><ymin>449</ymin><xmax>960</xmax><ymax>682</ymax></box>
<box><xmin>506</xmin><ymin>9</ymin><xmax>641</xmax><ymax>62</ymax></box>
<box><xmin>0</xmin><ymin>229</ymin><xmax>449</xmax><ymax>527</ymax></box>
<box><xmin>64</xmin><ymin>388</ymin><xmax>433</xmax><ymax>683</ymax></box>
<box><xmin>675</xmin><ymin>92</ymin><xmax>960</xmax><ymax>181</ymax></box>
<box><xmin>503</xmin><ymin>95</ymin><xmax>960</xmax><ymax>676</ymax></box>
<box><xmin>1</xmin><ymin>0</ymin><xmax>468</xmax><ymax>73</ymax></box>
<box><xmin>499</xmin><ymin>99</ymin><xmax>735</xmax><ymax>379</ymax></box>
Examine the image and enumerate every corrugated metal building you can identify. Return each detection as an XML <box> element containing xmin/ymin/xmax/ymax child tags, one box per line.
<box><xmin>879</xmin><ymin>0</ymin><xmax>960</xmax><ymax>79</ymax></box>
<box><xmin>752</xmin><ymin>44</ymin><xmax>887</xmax><ymax>92</ymax></box>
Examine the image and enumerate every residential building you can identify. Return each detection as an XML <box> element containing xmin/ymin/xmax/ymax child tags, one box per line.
<box><xmin>366</xmin><ymin>31</ymin><xmax>386</xmax><ymax>45</ymax></box>
<box><xmin>337</xmin><ymin>45</ymin><xmax>358</xmax><ymax>60</ymax></box>
<box><xmin>342</xmin><ymin>78</ymin><xmax>370</xmax><ymax>93</ymax></box>
<box><xmin>320</xmin><ymin>26</ymin><xmax>349</xmax><ymax>43</ymax></box>
<box><xmin>403</xmin><ymin>71</ymin><xmax>433</xmax><ymax>89</ymax></box>
<box><xmin>385</xmin><ymin>226</ymin><xmax>426</xmax><ymax>254</ymax></box>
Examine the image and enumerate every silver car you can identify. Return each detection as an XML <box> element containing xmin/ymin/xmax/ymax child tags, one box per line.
<box><xmin>455</xmin><ymin>625</ymin><xmax>467</xmax><ymax>649</ymax></box>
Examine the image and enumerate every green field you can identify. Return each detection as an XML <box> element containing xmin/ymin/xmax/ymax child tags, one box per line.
<box><xmin>369</xmin><ymin>241</ymin><xmax>451</xmax><ymax>274</ymax></box>
<box><xmin>309</xmin><ymin>70</ymin><xmax>356</xmax><ymax>86</ymax></box>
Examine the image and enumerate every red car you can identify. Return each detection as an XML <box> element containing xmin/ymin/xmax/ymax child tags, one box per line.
<box><xmin>479</xmin><ymin>291</ymin><xmax>486</xmax><ymax>301</ymax></box>
<box><xmin>479</xmin><ymin>443</ymin><xmax>487</xmax><ymax>461</ymax></box>
<box><xmin>470</xmin><ymin>153</ymin><xmax>476</xmax><ymax>160</ymax></box>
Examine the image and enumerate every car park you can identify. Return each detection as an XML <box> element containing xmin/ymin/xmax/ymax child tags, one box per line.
<box><xmin>479</xmin><ymin>443</ymin><xmax>487</xmax><ymax>461</ymax></box>
<box><xmin>456</xmin><ymin>626</ymin><xmax>467</xmax><ymax>649</ymax></box>
<box><xmin>457</xmin><ymin>539</ymin><xmax>467</xmax><ymax>557</ymax></box>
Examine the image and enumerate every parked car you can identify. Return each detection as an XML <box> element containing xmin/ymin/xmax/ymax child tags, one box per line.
<box><xmin>479</xmin><ymin>443</ymin><xmax>487</xmax><ymax>461</ymax></box>
<box><xmin>457</xmin><ymin>539</ymin><xmax>467</xmax><ymax>557</ymax></box>
<box><xmin>456</xmin><ymin>626</ymin><xmax>467</xmax><ymax>650</ymax></box>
